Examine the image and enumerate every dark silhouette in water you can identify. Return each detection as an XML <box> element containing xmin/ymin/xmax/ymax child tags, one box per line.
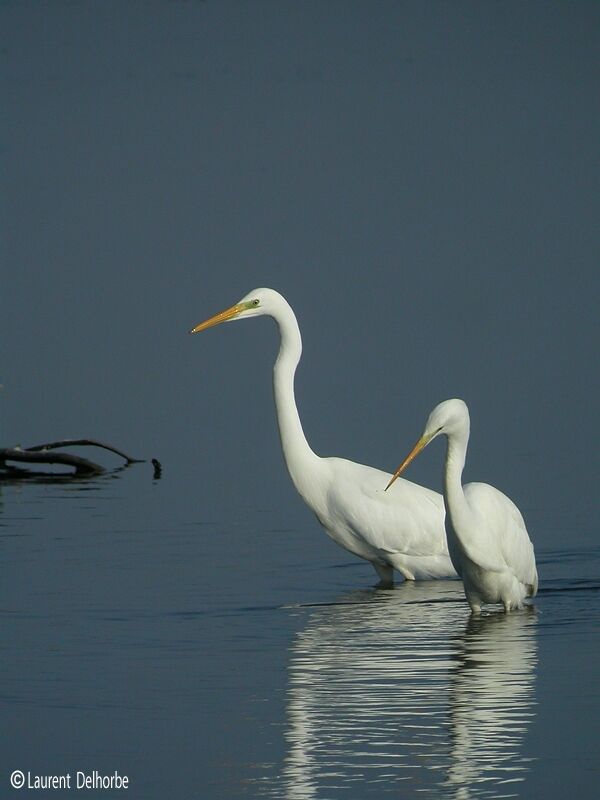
<box><xmin>0</xmin><ymin>438</ymin><xmax>143</xmax><ymax>479</ymax></box>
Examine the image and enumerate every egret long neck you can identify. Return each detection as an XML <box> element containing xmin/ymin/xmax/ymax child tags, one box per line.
<box><xmin>443</xmin><ymin>428</ymin><xmax>470</xmax><ymax>527</ymax></box>
<box><xmin>271</xmin><ymin>302</ymin><xmax>321</xmax><ymax>494</ymax></box>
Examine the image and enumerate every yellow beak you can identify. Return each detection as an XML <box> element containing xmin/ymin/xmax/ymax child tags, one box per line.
<box><xmin>190</xmin><ymin>303</ymin><xmax>244</xmax><ymax>334</ymax></box>
<box><xmin>385</xmin><ymin>434</ymin><xmax>431</xmax><ymax>491</ymax></box>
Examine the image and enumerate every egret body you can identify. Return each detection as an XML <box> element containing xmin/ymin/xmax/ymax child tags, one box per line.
<box><xmin>386</xmin><ymin>399</ymin><xmax>537</xmax><ymax>611</ymax></box>
<box><xmin>191</xmin><ymin>288</ymin><xmax>456</xmax><ymax>584</ymax></box>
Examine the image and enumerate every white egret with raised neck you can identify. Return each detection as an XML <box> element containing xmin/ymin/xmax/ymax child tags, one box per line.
<box><xmin>191</xmin><ymin>288</ymin><xmax>457</xmax><ymax>584</ymax></box>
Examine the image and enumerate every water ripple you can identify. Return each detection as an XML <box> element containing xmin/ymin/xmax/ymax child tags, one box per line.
<box><xmin>257</xmin><ymin>582</ymin><xmax>538</xmax><ymax>799</ymax></box>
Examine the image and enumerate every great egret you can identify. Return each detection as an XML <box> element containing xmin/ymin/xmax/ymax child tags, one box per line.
<box><xmin>191</xmin><ymin>288</ymin><xmax>457</xmax><ymax>584</ymax></box>
<box><xmin>386</xmin><ymin>398</ymin><xmax>538</xmax><ymax>611</ymax></box>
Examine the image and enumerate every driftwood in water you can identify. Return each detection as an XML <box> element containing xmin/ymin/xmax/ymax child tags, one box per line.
<box><xmin>0</xmin><ymin>447</ymin><xmax>104</xmax><ymax>476</ymax></box>
<box><xmin>0</xmin><ymin>439</ymin><xmax>144</xmax><ymax>478</ymax></box>
<box><xmin>24</xmin><ymin>439</ymin><xmax>143</xmax><ymax>464</ymax></box>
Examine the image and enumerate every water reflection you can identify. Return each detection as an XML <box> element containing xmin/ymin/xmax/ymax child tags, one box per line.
<box><xmin>445</xmin><ymin>612</ymin><xmax>537</xmax><ymax>798</ymax></box>
<box><xmin>274</xmin><ymin>582</ymin><xmax>537</xmax><ymax>798</ymax></box>
<box><xmin>0</xmin><ymin>462</ymin><xmax>135</xmax><ymax>486</ymax></box>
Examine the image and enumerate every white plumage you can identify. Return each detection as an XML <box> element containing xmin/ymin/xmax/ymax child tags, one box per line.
<box><xmin>191</xmin><ymin>288</ymin><xmax>457</xmax><ymax>584</ymax></box>
<box><xmin>386</xmin><ymin>398</ymin><xmax>538</xmax><ymax>612</ymax></box>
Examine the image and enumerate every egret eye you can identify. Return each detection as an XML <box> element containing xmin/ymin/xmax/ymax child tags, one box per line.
<box><xmin>252</xmin><ymin>299</ymin><xmax>260</xmax><ymax>307</ymax></box>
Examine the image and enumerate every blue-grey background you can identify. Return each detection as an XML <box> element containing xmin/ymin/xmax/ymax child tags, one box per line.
<box><xmin>1</xmin><ymin>2</ymin><xmax>599</xmax><ymax>798</ymax></box>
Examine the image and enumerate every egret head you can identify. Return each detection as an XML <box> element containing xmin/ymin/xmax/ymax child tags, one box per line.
<box><xmin>385</xmin><ymin>399</ymin><xmax>470</xmax><ymax>491</ymax></box>
<box><xmin>423</xmin><ymin>398</ymin><xmax>470</xmax><ymax>441</ymax></box>
<box><xmin>190</xmin><ymin>287</ymin><xmax>283</xmax><ymax>333</ymax></box>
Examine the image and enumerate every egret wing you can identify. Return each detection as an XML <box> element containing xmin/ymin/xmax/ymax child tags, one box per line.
<box><xmin>463</xmin><ymin>483</ymin><xmax>537</xmax><ymax>588</ymax></box>
<box><xmin>325</xmin><ymin>458</ymin><xmax>448</xmax><ymax>558</ymax></box>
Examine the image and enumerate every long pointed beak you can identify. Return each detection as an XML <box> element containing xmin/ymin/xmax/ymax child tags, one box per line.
<box><xmin>190</xmin><ymin>303</ymin><xmax>244</xmax><ymax>334</ymax></box>
<box><xmin>385</xmin><ymin>434</ymin><xmax>431</xmax><ymax>491</ymax></box>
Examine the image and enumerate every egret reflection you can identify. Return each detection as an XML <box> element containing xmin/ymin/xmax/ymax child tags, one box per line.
<box><xmin>445</xmin><ymin>610</ymin><xmax>538</xmax><ymax>798</ymax></box>
<box><xmin>268</xmin><ymin>582</ymin><xmax>537</xmax><ymax>798</ymax></box>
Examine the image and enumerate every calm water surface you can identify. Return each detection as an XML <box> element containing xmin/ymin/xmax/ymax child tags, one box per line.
<box><xmin>1</xmin><ymin>468</ymin><xmax>598</xmax><ymax>799</ymax></box>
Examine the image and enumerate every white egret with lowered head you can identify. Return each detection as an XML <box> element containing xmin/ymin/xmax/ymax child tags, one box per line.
<box><xmin>191</xmin><ymin>288</ymin><xmax>457</xmax><ymax>584</ymax></box>
<box><xmin>386</xmin><ymin>398</ymin><xmax>537</xmax><ymax>612</ymax></box>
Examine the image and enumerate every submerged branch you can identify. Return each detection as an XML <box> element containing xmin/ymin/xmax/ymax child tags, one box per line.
<box><xmin>24</xmin><ymin>439</ymin><xmax>143</xmax><ymax>464</ymax></box>
<box><xmin>0</xmin><ymin>439</ymin><xmax>145</xmax><ymax>479</ymax></box>
<box><xmin>0</xmin><ymin>447</ymin><xmax>104</xmax><ymax>476</ymax></box>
